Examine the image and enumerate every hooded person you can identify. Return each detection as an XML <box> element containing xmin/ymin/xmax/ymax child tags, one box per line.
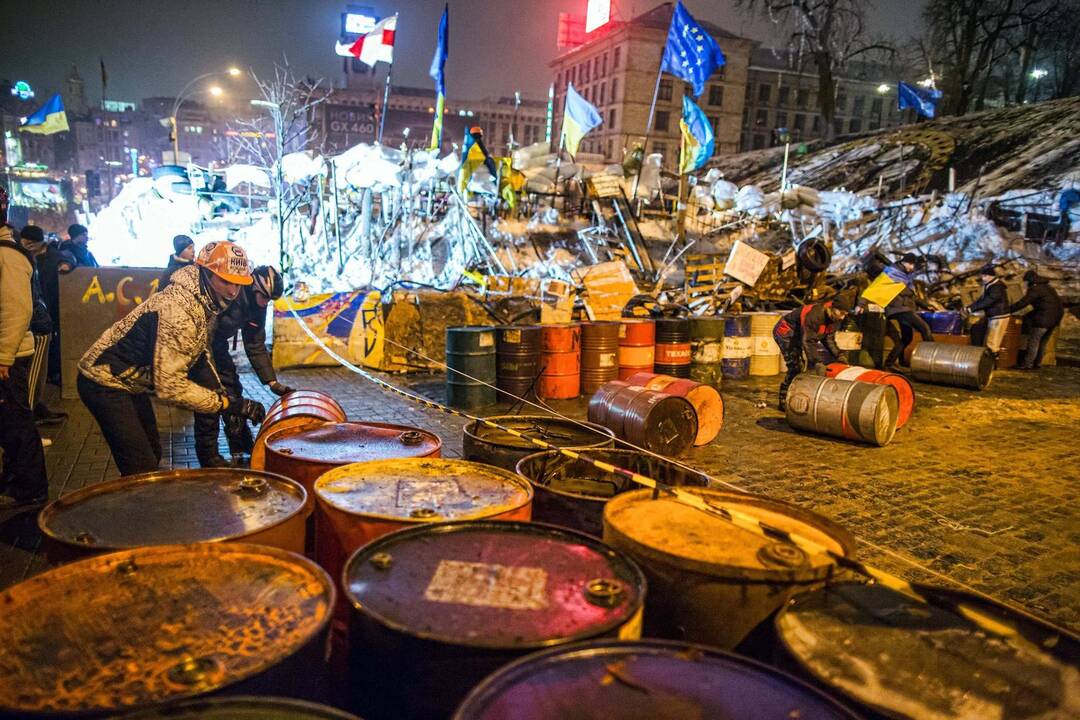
<box><xmin>60</xmin><ymin>223</ymin><xmax>98</xmax><ymax>269</ymax></box>
<box><xmin>772</xmin><ymin>292</ymin><xmax>855</xmax><ymax>411</ymax></box>
<box><xmin>77</xmin><ymin>240</ymin><xmax>266</xmax><ymax>475</ymax></box>
<box><xmin>966</xmin><ymin>264</ymin><xmax>1010</xmax><ymax>347</ymax></box>
<box><xmin>160</xmin><ymin>234</ymin><xmax>195</xmax><ymax>289</ymax></box>
<box><xmin>1009</xmin><ymin>269</ymin><xmax>1065</xmax><ymax>369</ymax></box>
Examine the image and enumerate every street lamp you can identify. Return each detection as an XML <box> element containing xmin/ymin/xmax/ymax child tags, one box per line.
<box><xmin>1030</xmin><ymin>68</ymin><xmax>1048</xmax><ymax>102</ymax></box>
<box><xmin>171</xmin><ymin>67</ymin><xmax>244</xmax><ymax>162</ymax></box>
<box><xmin>208</xmin><ymin>86</ymin><xmax>224</xmax><ymax>98</ymax></box>
<box><xmin>877</xmin><ymin>84</ymin><xmax>889</xmax><ymax>94</ymax></box>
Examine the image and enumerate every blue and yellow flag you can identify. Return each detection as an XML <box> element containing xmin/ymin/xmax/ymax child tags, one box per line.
<box><xmin>428</xmin><ymin>4</ymin><xmax>448</xmax><ymax>151</ymax></box>
<box><xmin>20</xmin><ymin>93</ymin><xmax>69</xmax><ymax>135</ymax></box>
<box><xmin>679</xmin><ymin>95</ymin><xmax>715</xmax><ymax>175</ymax></box>
<box><xmin>459</xmin><ymin>128</ymin><xmax>497</xmax><ymax>192</ymax></box>
<box><xmin>561</xmin><ymin>82</ymin><xmax>602</xmax><ymax>158</ymax></box>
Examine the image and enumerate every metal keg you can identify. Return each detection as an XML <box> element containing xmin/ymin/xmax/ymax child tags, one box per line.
<box><xmin>0</xmin><ymin>543</ymin><xmax>334</xmax><ymax>717</ymax></box>
<box><xmin>653</xmin><ymin>317</ymin><xmax>692</xmax><ymax>378</ymax></box>
<box><xmin>624</xmin><ymin>372</ymin><xmax>724</xmax><ymax>446</ymax></box>
<box><xmin>689</xmin><ymin>316</ymin><xmax>724</xmax><ymax>386</ymax></box>
<box><xmin>910</xmin><ymin>341</ymin><xmax>995</xmax><ymax>390</ymax></box>
<box><xmin>785</xmin><ymin>374</ymin><xmax>900</xmax><ymax>446</ymax></box>
<box><xmin>593</xmin><ymin>383</ymin><xmax>698</xmax><ymax>456</ymax></box>
<box><xmin>617</xmin><ymin>318</ymin><xmax>655</xmax><ymax>380</ymax></box>
<box><xmin>749</xmin><ymin>312</ymin><xmax>783</xmax><ymax>376</ymax></box>
<box><xmin>343</xmin><ymin>520</ymin><xmax>646</xmax><ymax>720</ymax></box>
<box><xmin>580</xmin><ymin>321</ymin><xmax>621</xmax><ymax>394</ymax></box>
<box><xmin>446</xmin><ymin>326</ymin><xmax>498</xmax><ymax>408</ymax></box>
<box><xmin>495</xmin><ymin>325</ymin><xmax>542</xmax><ymax>402</ymax></box>
<box><xmin>721</xmin><ymin>314</ymin><xmax>753</xmax><ymax>378</ymax></box>
<box><xmin>463</xmin><ymin>414</ymin><xmax>614</xmax><ymax>471</ymax></box>
<box><xmin>826</xmin><ymin>363</ymin><xmax>916</xmax><ymax>428</ymax></box>
<box><xmin>119</xmin><ymin>697</ymin><xmax>362</xmax><ymax>720</ymax></box>
<box><xmin>453</xmin><ymin>639</ymin><xmax>860</xmax><ymax>720</ymax></box>
<box><xmin>251</xmin><ymin>390</ymin><xmax>347</xmax><ymax>470</ymax></box>
<box><xmin>586</xmin><ymin>379</ymin><xmax>628</xmax><ymax>428</ymax></box>
<box><xmin>540</xmin><ymin>323</ymin><xmax>581</xmax><ymax>399</ymax></box>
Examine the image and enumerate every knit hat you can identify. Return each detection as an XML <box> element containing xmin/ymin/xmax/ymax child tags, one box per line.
<box><xmin>68</xmin><ymin>223</ymin><xmax>88</xmax><ymax>239</ymax></box>
<box><xmin>173</xmin><ymin>234</ymin><xmax>194</xmax><ymax>254</ymax></box>
<box><xmin>831</xmin><ymin>292</ymin><xmax>856</xmax><ymax>312</ymax></box>
<box><xmin>19</xmin><ymin>225</ymin><xmax>45</xmax><ymax>244</ymax></box>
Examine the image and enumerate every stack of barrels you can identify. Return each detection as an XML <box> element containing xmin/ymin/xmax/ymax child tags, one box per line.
<box><xmin>721</xmin><ymin>314</ymin><xmax>753</xmax><ymax>379</ymax></box>
<box><xmin>580</xmin><ymin>321</ymin><xmax>621</xmax><ymax>394</ymax></box>
<box><xmin>540</xmin><ymin>323</ymin><xmax>581</xmax><ymax>399</ymax></box>
<box><xmin>617</xmin><ymin>318</ymin><xmax>655</xmax><ymax>379</ymax></box>
<box><xmin>495</xmin><ymin>325</ymin><xmax>542</xmax><ymax>402</ymax></box>
<box><xmin>654</xmin><ymin>318</ymin><xmax>692</xmax><ymax>378</ymax></box>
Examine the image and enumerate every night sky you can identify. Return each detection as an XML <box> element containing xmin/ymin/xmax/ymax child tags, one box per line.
<box><xmin>0</xmin><ymin>0</ymin><xmax>924</xmax><ymax>104</ymax></box>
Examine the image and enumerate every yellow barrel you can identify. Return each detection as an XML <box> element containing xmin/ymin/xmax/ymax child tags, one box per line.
<box><xmin>749</xmin><ymin>312</ymin><xmax>782</xmax><ymax>376</ymax></box>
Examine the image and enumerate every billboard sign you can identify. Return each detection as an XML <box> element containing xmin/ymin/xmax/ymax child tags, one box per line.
<box><xmin>586</xmin><ymin>0</ymin><xmax>611</xmax><ymax>32</ymax></box>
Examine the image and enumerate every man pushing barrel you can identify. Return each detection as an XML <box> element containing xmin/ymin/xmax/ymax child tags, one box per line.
<box><xmin>773</xmin><ymin>294</ymin><xmax>855</xmax><ymax>411</ymax></box>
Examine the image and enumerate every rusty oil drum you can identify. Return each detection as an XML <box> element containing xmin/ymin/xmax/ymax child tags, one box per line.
<box><xmin>251</xmin><ymin>390</ymin><xmax>347</xmax><ymax>470</ymax></box>
<box><xmin>119</xmin><ymin>696</ymin><xmax>362</xmax><ymax>720</ymax></box>
<box><xmin>603</xmin><ymin>487</ymin><xmax>856</xmax><ymax>649</ymax></box>
<box><xmin>495</xmin><ymin>325</ymin><xmax>542</xmax><ymax>402</ymax></box>
<box><xmin>774</xmin><ymin>582</ymin><xmax>1080</xmax><ymax>720</ymax></box>
<box><xmin>462</xmin><ymin>414</ymin><xmax>615</xmax><ymax>471</ymax></box>
<box><xmin>0</xmin><ymin>543</ymin><xmax>333</xmax><ymax>718</ymax></box>
<box><xmin>515</xmin><ymin>448</ymin><xmax>709</xmax><ymax>536</ymax></box>
<box><xmin>37</xmin><ymin>468</ymin><xmax>308</xmax><ymax>561</ymax></box>
<box><xmin>453</xmin><ymin>639</ymin><xmax>861</xmax><ymax>720</ymax></box>
<box><xmin>785</xmin><ymin>374</ymin><xmax>900</xmax><ymax>446</ymax></box>
<box><xmin>625</xmin><ymin>371</ymin><xmax>725</xmax><ymax>446</ymax></box>
<box><xmin>587</xmin><ymin>381</ymin><xmax>698</xmax><ymax>456</ymax></box>
<box><xmin>342</xmin><ymin>520</ymin><xmax>646</xmax><ymax>720</ymax></box>
<box><xmin>539</xmin><ymin>323</ymin><xmax>581</xmax><ymax>399</ymax></box>
<box><xmin>617</xmin><ymin>318</ymin><xmax>655</xmax><ymax>380</ymax></box>
<box><xmin>580</xmin><ymin>321</ymin><xmax>621</xmax><ymax>395</ymax></box>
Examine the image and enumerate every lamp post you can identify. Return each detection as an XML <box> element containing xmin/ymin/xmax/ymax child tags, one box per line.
<box><xmin>171</xmin><ymin>67</ymin><xmax>241</xmax><ymax>162</ymax></box>
<box><xmin>1030</xmin><ymin>68</ymin><xmax>1047</xmax><ymax>102</ymax></box>
<box><xmin>251</xmin><ymin>98</ymin><xmax>286</xmax><ymax>269</ymax></box>
<box><xmin>876</xmin><ymin>83</ymin><xmax>889</xmax><ymax>129</ymax></box>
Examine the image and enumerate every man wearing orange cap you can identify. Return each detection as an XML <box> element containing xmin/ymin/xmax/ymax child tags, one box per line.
<box><xmin>77</xmin><ymin>241</ymin><xmax>266</xmax><ymax>475</ymax></box>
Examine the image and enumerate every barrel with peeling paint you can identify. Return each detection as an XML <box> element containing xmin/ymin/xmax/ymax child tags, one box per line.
<box><xmin>462</xmin><ymin>414</ymin><xmax>614</xmax><ymax>471</ymax></box>
<box><xmin>343</xmin><ymin>520</ymin><xmax>646</xmax><ymax>720</ymax></box>
<box><xmin>603</xmin><ymin>487</ymin><xmax>856</xmax><ymax>649</ymax></box>
<box><xmin>0</xmin><ymin>543</ymin><xmax>334</xmax><ymax>717</ymax></box>
<box><xmin>785</xmin><ymin>374</ymin><xmax>900</xmax><ymax>446</ymax></box>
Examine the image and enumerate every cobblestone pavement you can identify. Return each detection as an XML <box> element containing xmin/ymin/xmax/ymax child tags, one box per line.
<box><xmin>3</xmin><ymin>360</ymin><xmax>1077</xmax><ymax>634</ymax></box>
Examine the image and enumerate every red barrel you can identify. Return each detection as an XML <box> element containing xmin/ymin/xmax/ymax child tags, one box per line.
<box><xmin>625</xmin><ymin>372</ymin><xmax>724</xmax><ymax>445</ymax></box>
<box><xmin>540</xmin><ymin>324</ymin><xmax>581</xmax><ymax>399</ymax></box>
<box><xmin>588</xmin><ymin>382</ymin><xmax>698</xmax><ymax>456</ymax></box>
<box><xmin>580</xmin><ymin>322</ymin><xmax>621</xmax><ymax>395</ymax></box>
<box><xmin>251</xmin><ymin>390</ymin><xmax>347</xmax><ymax>470</ymax></box>
<box><xmin>825</xmin><ymin>363</ymin><xmax>915</xmax><ymax>428</ymax></box>
<box><xmin>618</xmin><ymin>319</ymin><xmax>655</xmax><ymax>380</ymax></box>
<box><xmin>654</xmin><ymin>318</ymin><xmax>692</xmax><ymax>378</ymax></box>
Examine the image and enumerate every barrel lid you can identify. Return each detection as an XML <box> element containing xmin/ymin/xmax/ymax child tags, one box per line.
<box><xmin>603</xmin><ymin>488</ymin><xmax>854</xmax><ymax>581</ymax></box>
<box><xmin>0</xmin><ymin>543</ymin><xmax>333</xmax><ymax>716</ymax></box>
<box><xmin>265</xmin><ymin>422</ymin><xmax>442</xmax><ymax>464</ymax></box>
<box><xmin>119</xmin><ymin>696</ymin><xmax>362</xmax><ymax>720</ymax></box>
<box><xmin>345</xmin><ymin>521</ymin><xmax>644</xmax><ymax>649</ymax></box>
<box><xmin>315</xmin><ymin>458</ymin><xmax>532</xmax><ymax>521</ymax></box>
<box><xmin>453</xmin><ymin>639</ymin><xmax>859</xmax><ymax>719</ymax></box>
<box><xmin>38</xmin><ymin>469</ymin><xmax>306</xmax><ymax>550</ymax></box>
<box><xmin>466</xmin><ymin>415</ymin><xmax>613</xmax><ymax>451</ymax></box>
<box><xmin>776</xmin><ymin>582</ymin><xmax>1080</xmax><ymax>720</ymax></box>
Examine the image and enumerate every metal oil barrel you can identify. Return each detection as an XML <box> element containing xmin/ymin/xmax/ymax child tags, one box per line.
<box><xmin>462</xmin><ymin>414</ymin><xmax>615</xmax><ymax>471</ymax></box>
<box><xmin>910</xmin><ymin>341</ymin><xmax>995</xmax><ymax>390</ymax></box>
<box><xmin>624</xmin><ymin>372</ymin><xmax>725</xmax><ymax>446</ymax></box>
<box><xmin>343</xmin><ymin>520</ymin><xmax>645</xmax><ymax>720</ymax></box>
<box><xmin>495</xmin><ymin>325</ymin><xmax>543</xmax><ymax>402</ymax></box>
<box><xmin>447</xmin><ymin>326</ymin><xmax>498</xmax><ymax>409</ymax></box>
<box><xmin>453</xmin><ymin>639</ymin><xmax>860</xmax><ymax>720</ymax></box>
<box><xmin>603</xmin><ymin>487</ymin><xmax>855</xmax><ymax>649</ymax></box>
<box><xmin>826</xmin><ymin>363</ymin><xmax>916</xmax><ymax>429</ymax></box>
<box><xmin>118</xmin><ymin>696</ymin><xmax>362</xmax><ymax>720</ymax></box>
<box><xmin>580</xmin><ymin>321</ymin><xmax>621</xmax><ymax>394</ymax></box>
<box><xmin>0</xmin><ymin>543</ymin><xmax>333</xmax><ymax>718</ymax></box>
<box><xmin>250</xmin><ymin>390</ymin><xmax>347</xmax><ymax>470</ymax></box>
<box><xmin>785</xmin><ymin>374</ymin><xmax>900</xmax><ymax>446</ymax></box>
<box><xmin>38</xmin><ymin>468</ymin><xmax>308</xmax><ymax>560</ymax></box>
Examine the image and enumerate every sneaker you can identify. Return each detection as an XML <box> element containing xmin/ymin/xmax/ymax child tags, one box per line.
<box><xmin>34</xmin><ymin>404</ymin><xmax>68</xmax><ymax>426</ymax></box>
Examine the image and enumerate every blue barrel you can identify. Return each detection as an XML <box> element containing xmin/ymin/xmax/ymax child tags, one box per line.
<box><xmin>446</xmin><ymin>326</ymin><xmax>497</xmax><ymax>409</ymax></box>
<box><xmin>919</xmin><ymin>311</ymin><xmax>964</xmax><ymax>335</ymax></box>
<box><xmin>720</xmin><ymin>314</ymin><xmax>752</xmax><ymax>379</ymax></box>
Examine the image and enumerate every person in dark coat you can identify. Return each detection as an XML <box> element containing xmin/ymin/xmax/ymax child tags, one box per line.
<box><xmin>967</xmin><ymin>265</ymin><xmax>1010</xmax><ymax>347</ymax></box>
<box><xmin>882</xmin><ymin>253</ymin><xmax>933</xmax><ymax>369</ymax></box>
<box><xmin>59</xmin><ymin>223</ymin><xmax>98</xmax><ymax>268</ymax></box>
<box><xmin>772</xmin><ymin>293</ymin><xmax>855</xmax><ymax>411</ymax></box>
<box><xmin>17</xmin><ymin>226</ymin><xmax>68</xmax><ymax>425</ymax></box>
<box><xmin>160</xmin><ymin>235</ymin><xmax>195</xmax><ymax>289</ymax></box>
<box><xmin>18</xmin><ymin>227</ymin><xmax>75</xmax><ymax>386</ymax></box>
<box><xmin>1009</xmin><ymin>270</ymin><xmax>1065</xmax><ymax>369</ymax></box>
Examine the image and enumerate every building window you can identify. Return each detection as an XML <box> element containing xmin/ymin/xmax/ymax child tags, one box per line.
<box><xmin>836</xmin><ymin>93</ymin><xmax>847</xmax><ymax>111</ymax></box>
<box><xmin>871</xmin><ymin>97</ymin><xmax>883</xmax><ymax>115</ymax></box>
<box><xmin>849</xmin><ymin>118</ymin><xmax>862</xmax><ymax>133</ymax></box>
<box><xmin>655</xmin><ymin>111</ymin><xmax>671</xmax><ymax>131</ymax></box>
<box><xmin>609</xmin><ymin>108</ymin><xmax>616</xmax><ymax>126</ymax></box>
<box><xmin>833</xmin><ymin>118</ymin><xmax>843</xmax><ymax>136</ymax></box>
<box><xmin>556</xmin><ymin>72</ymin><xmax>562</xmax><ymax>89</ymax></box>
<box><xmin>707</xmin><ymin>115</ymin><xmax>720</xmax><ymax>134</ymax></box>
<box><xmin>602</xmin><ymin>53</ymin><xmax>608</xmax><ymax>77</ymax></box>
<box><xmin>812</xmin><ymin>115</ymin><xmax>822</xmax><ymax>132</ymax></box>
<box><xmin>755</xmin><ymin>109</ymin><xmax>768</xmax><ymax>127</ymax></box>
<box><xmin>659</xmin><ymin>80</ymin><xmax>673</xmax><ymax>101</ymax></box>
<box><xmin>607</xmin><ymin>139</ymin><xmax>613</xmax><ymax>157</ymax></box>
<box><xmin>853</xmin><ymin>95</ymin><xmax>865</xmax><ymax>115</ymax></box>
<box><xmin>758</xmin><ymin>83</ymin><xmax>771</xmax><ymax>102</ymax></box>
<box><xmin>611</xmin><ymin>78</ymin><xmax>618</xmax><ymax>102</ymax></box>
<box><xmin>742</xmin><ymin>109</ymin><xmax>750</xmax><ymax>128</ymax></box>
<box><xmin>708</xmin><ymin>85</ymin><xmax>724</xmax><ymax>107</ymax></box>
<box><xmin>778</xmin><ymin>86</ymin><xmax>790</xmax><ymax>105</ymax></box>
<box><xmin>775</xmin><ymin>111</ymin><xmax>788</xmax><ymax>128</ymax></box>
<box><xmin>613</xmin><ymin>47</ymin><xmax>621</xmax><ymax>69</ymax></box>
<box><xmin>752</xmin><ymin>134</ymin><xmax>766</xmax><ymax>150</ymax></box>
<box><xmin>599</xmin><ymin>83</ymin><xmax>606</xmax><ymax>105</ymax></box>
<box><xmin>582</xmin><ymin>62</ymin><xmax>590</xmax><ymax>83</ymax></box>
<box><xmin>796</xmin><ymin>88</ymin><xmax>808</xmax><ymax>108</ymax></box>
<box><xmin>794</xmin><ymin>114</ymin><xmax>805</xmax><ymax>131</ymax></box>
<box><xmin>594</xmin><ymin>56</ymin><xmax>601</xmax><ymax>78</ymax></box>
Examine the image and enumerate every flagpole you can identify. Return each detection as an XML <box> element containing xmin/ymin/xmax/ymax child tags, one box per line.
<box><xmin>675</xmin><ymin>114</ymin><xmax>688</xmax><ymax>241</ymax></box>
<box><xmin>553</xmin><ymin>131</ymin><xmax>565</xmax><ymax>210</ymax></box>
<box><xmin>377</xmin><ymin>14</ymin><xmax>399</xmax><ymax>145</ymax></box>
<box><xmin>629</xmin><ymin>58</ymin><xmax>665</xmax><ymax>207</ymax></box>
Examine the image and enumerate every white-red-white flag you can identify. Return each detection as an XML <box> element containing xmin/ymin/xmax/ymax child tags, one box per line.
<box><xmin>348</xmin><ymin>15</ymin><xmax>397</xmax><ymax>67</ymax></box>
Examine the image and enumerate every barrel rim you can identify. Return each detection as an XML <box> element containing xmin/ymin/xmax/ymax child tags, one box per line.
<box><xmin>37</xmin><ymin>468</ymin><xmax>309</xmax><ymax>551</ymax></box>
<box><xmin>463</xmin><ymin>414</ymin><xmax>615</xmax><ymax>451</ymax></box>
<box><xmin>0</xmin><ymin>542</ymin><xmax>335</xmax><ymax>717</ymax></box>
<box><xmin>452</xmin><ymin>637</ymin><xmax>862</xmax><ymax>719</ymax></box>
<box><xmin>116</xmin><ymin>695</ymin><xmax>363</xmax><ymax>719</ymax></box>
<box><xmin>313</xmin><ymin>457</ymin><xmax>534</xmax><ymax>521</ymax></box>
<box><xmin>603</xmin><ymin>487</ymin><xmax>857</xmax><ymax>581</ymax></box>
<box><xmin>262</xmin><ymin>421</ymin><xmax>443</xmax><ymax>464</ymax></box>
<box><xmin>342</xmin><ymin>519</ymin><xmax>646</xmax><ymax>650</ymax></box>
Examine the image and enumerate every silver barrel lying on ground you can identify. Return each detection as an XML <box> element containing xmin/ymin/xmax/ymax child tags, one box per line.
<box><xmin>785</xmin><ymin>373</ymin><xmax>900</xmax><ymax>446</ymax></box>
<box><xmin>910</xmin><ymin>341</ymin><xmax>995</xmax><ymax>390</ymax></box>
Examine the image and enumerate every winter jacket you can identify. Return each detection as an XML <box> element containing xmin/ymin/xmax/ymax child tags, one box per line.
<box><xmin>968</xmin><ymin>278</ymin><xmax>1010</xmax><ymax>318</ymax></box>
<box><xmin>33</xmin><ymin>243</ymin><xmax>75</xmax><ymax>327</ymax></box>
<box><xmin>1009</xmin><ymin>277</ymin><xmax>1065</xmax><ymax>328</ymax></box>
<box><xmin>159</xmin><ymin>254</ymin><xmax>194</xmax><ymax>290</ymax></box>
<box><xmin>211</xmin><ymin>285</ymin><xmax>277</xmax><ymax>386</ymax></box>
<box><xmin>882</xmin><ymin>264</ymin><xmax>929</xmax><ymax>317</ymax></box>
<box><xmin>0</xmin><ymin>228</ymin><xmax>35</xmax><ymax>365</ymax></box>
<box><xmin>59</xmin><ymin>239</ymin><xmax>98</xmax><ymax>268</ymax></box>
<box><xmin>78</xmin><ymin>264</ymin><xmax>226</xmax><ymax>413</ymax></box>
<box><xmin>775</xmin><ymin>301</ymin><xmax>843</xmax><ymax>364</ymax></box>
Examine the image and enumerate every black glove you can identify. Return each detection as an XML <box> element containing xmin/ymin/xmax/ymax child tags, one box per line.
<box><xmin>223</xmin><ymin>395</ymin><xmax>266</xmax><ymax>425</ymax></box>
<box><xmin>268</xmin><ymin>381</ymin><xmax>295</xmax><ymax>397</ymax></box>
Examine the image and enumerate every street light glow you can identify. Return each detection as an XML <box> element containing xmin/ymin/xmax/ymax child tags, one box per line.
<box><xmin>209</xmin><ymin>86</ymin><xmax>223</xmax><ymax>97</ymax></box>
<box><xmin>877</xmin><ymin>84</ymin><xmax>889</xmax><ymax>94</ymax></box>
<box><xmin>1031</xmin><ymin>68</ymin><xmax>1048</xmax><ymax>80</ymax></box>
<box><xmin>227</xmin><ymin>67</ymin><xmax>242</xmax><ymax>77</ymax></box>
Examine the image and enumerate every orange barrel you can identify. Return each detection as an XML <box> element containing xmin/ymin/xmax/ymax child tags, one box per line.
<box><xmin>596</xmin><ymin>383</ymin><xmax>698</xmax><ymax>456</ymax></box>
<box><xmin>580</xmin><ymin>321</ymin><xmax>621</xmax><ymax>394</ymax></box>
<box><xmin>539</xmin><ymin>323</ymin><xmax>581</xmax><ymax>399</ymax></box>
<box><xmin>587</xmin><ymin>379</ymin><xmax>629</xmax><ymax>428</ymax></box>
<box><xmin>495</xmin><ymin>325</ymin><xmax>542</xmax><ymax>402</ymax></box>
<box><xmin>38</xmin><ymin>468</ymin><xmax>308</xmax><ymax>561</ymax></box>
<box><xmin>603</xmin><ymin>487</ymin><xmax>856</xmax><ymax>649</ymax></box>
<box><xmin>251</xmin><ymin>390</ymin><xmax>347</xmax><ymax>470</ymax></box>
<box><xmin>624</xmin><ymin>372</ymin><xmax>724</xmax><ymax>445</ymax></box>
<box><xmin>653</xmin><ymin>318</ymin><xmax>692</xmax><ymax>378</ymax></box>
<box><xmin>121</xmin><ymin>697</ymin><xmax>363</xmax><ymax>720</ymax></box>
<box><xmin>342</xmin><ymin>520</ymin><xmax>645</xmax><ymax>720</ymax></box>
<box><xmin>463</xmin><ymin>415</ymin><xmax>615</xmax><ymax>471</ymax></box>
<box><xmin>749</xmin><ymin>312</ymin><xmax>783</xmax><ymax>376</ymax></box>
<box><xmin>618</xmin><ymin>318</ymin><xmax>655</xmax><ymax>380</ymax></box>
<box><xmin>0</xmin><ymin>543</ymin><xmax>333</xmax><ymax>717</ymax></box>
<box><xmin>785</xmin><ymin>374</ymin><xmax>900</xmax><ymax>446</ymax></box>
<box><xmin>825</xmin><ymin>362</ymin><xmax>915</xmax><ymax>428</ymax></box>
<box><xmin>689</xmin><ymin>316</ymin><xmax>724</xmax><ymax>386</ymax></box>
<box><xmin>721</xmin><ymin>314</ymin><xmax>753</xmax><ymax>378</ymax></box>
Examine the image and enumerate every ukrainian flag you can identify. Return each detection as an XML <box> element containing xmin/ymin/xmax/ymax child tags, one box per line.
<box><xmin>458</xmin><ymin>129</ymin><xmax>490</xmax><ymax>192</ymax></box>
<box><xmin>678</xmin><ymin>95</ymin><xmax>715</xmax><ymax>175</ymax></box>
<box><xmin>561</xmin><ymin>83</ymin><xmax>602</xmax><ymax>158</ymax></box>
<box><xmin>20</xmin><ymin>93</ymin><xmax>69</xmax><ymax>135</ymax></box>
<box><xmin>428</xmin><ymin>4</ymin><xmax>448</xmax><ymax>151</ymax></box>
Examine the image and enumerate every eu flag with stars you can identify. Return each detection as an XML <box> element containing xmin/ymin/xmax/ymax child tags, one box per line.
<box><xmin>661</xmin><ymin>1</ymin><xmax>725</xmax><ymax>98</ymax></box>
<box><xmin>897</xmin><ymin>81</ymin><xmax>942</xmax><ymax>119</ymax></box>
